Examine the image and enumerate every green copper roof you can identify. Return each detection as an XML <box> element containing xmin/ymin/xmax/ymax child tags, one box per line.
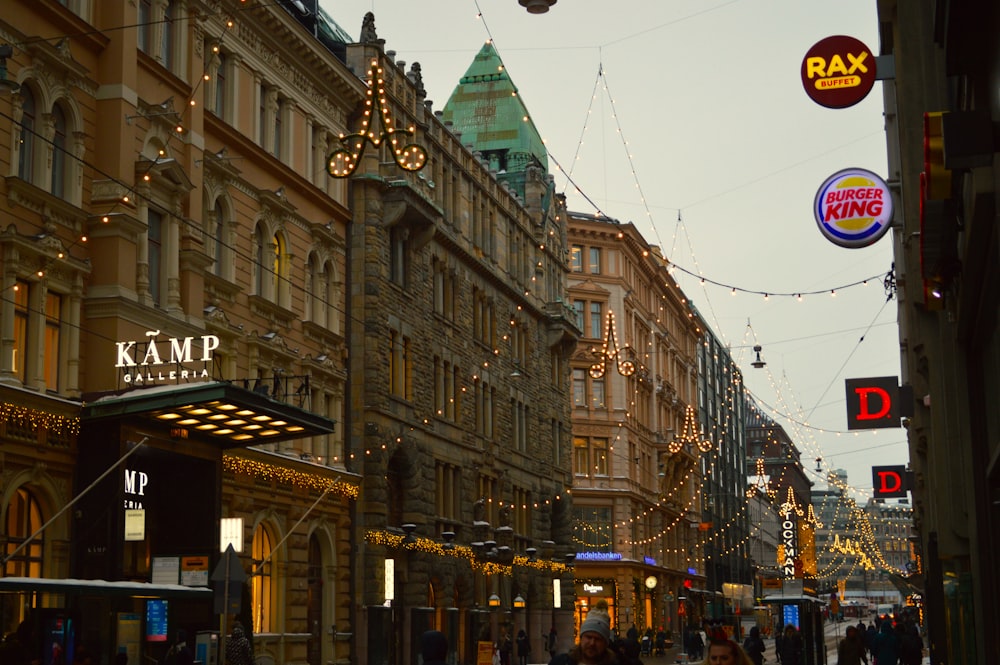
<box><xmin>441</xmin><ymin>42</ymin><xmax>548</xmax><ymax>181</ymax></box>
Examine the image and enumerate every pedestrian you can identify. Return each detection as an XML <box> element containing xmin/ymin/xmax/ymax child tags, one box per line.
<box><xmin>547</xmin><ymin>626</ymin><xmax>559</xmax><ymax>661</ymax></box>
<box><xmin>517</xmin><ymin>629</ymin><xmax>531</xmax><ymax>665</ymax></box>
<box><xmin>898</xmin><ymin>623</ymin><xmax>922</xmax><ymax>665</ymax></box>
<box><xmin>863</xmin><ymin>624</ymin><xmax>877</xmax><ymax>661</ymax></box>
<box><xmin>226</xmin><ymin>622</ymin><xmax>254</xmax><ymax>665</ymax></box>
<box><xmin>420</xmin><ymin>630</ymin><xmax>449</xmax><ymax>665</ymax></box>
<box><xmin>162</xmin><ymin>630</ymin><xmax>193</xmax><ymax>665</ymax></box>
<box><xmin>691</xmin><ymin>631</ymin><xmax>705</xmax><ymax>662</ymax></box>
<box><xmin>775</xmin><ymin>625</ymin><xmax>802</xmax><ymax>665</ymax></box>
<box><xmin>548</xmin><ymin>612</ymin><xmax>617</xmax><ymax>665</ymax></box>
<box><xmin>500</xmin><ymin>632</ymin><xmax>513</xmax><ymax>665</ymax></box>
<box><xmin>742</xmin><ymin>627</ymin><xmax>765</xmax><ymax>665</ymax></box>
<box><xmin>836</xmin><ymin>626</ymin><xmax>867</xmax><ymax>665</ymax></box>
<box><xmin>703</xmin><ymin>637</ymin><xmax>754</xmax><ymax>665</ymax></box>
<box><xmin>871</xmin><ymin>621</ymin><xmax>900</xmax><ymax>665</ymax></box>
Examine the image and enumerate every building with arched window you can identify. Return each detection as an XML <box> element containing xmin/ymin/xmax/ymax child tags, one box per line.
<box><xmin>1</xmin><ymin>2</ymin><xmax>359</xmax><ymax>665</ymax></box>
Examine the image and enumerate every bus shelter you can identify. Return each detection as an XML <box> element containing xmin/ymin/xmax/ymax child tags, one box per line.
<box><xmin>759</xmin><ymin>594</ymin><xmax>826</xmax><ymax>665</ymax></box>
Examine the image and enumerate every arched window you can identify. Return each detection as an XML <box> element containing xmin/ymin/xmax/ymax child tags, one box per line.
<box><xmin>251</xmin><ymin>523</ymin><xmax>274</xmax><ymax>634</ymax></box>
<box><xmin>51</xmin><ymin>104</ymin><xmax>67</xmax><ymax>198</ymax></box>
<box><xmin>3</xmin><ymin>488</ymin><xmax>43</xmax><ymax>578</ymax></box>
<box><xmin>18</xmin><ymin>87</ymin><xmax>36</xmax><ymax>183</ymax></box>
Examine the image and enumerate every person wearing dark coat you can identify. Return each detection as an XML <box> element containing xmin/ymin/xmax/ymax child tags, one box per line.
<box><xmin>742</xmin><ymin>626</ymin><xmax>765</xmax><ymax>665</ymax></box>
<box><xmin>776</xmin><ymin>625</ymin><xmax>802</xmax><ymax>665</ymax></box>
<box><xmin>548</xmin><ymin>613</ymin><xmax>617</xmax><ymax>665</ymax></box>
<box><xmin>898</xmin><ymin>623</ymin><xmax>923</xmax><ymax>665</ymax></box>
<box><xmin>516</xmin><ymin>629</ymin><xmax>531</xmax><ymax>665</ymax></box>
<box><xmin>225</xmin><ymin>623</ymin><xmax>254</xmax><ymax>665</ymax></box>
<box><xmin>836</xmin><ymin>626</ymin><xmax>867</xmax><ymax>665</ymax></box>
<box><xmin>871</xmin><ymin>621</ymin><xmax>900</xmax><ymax>665</ymax></box>
<box><xmin>420</xmin><ymin>630</ymin><xmax>449</xmax><ymax>665</ymax></box>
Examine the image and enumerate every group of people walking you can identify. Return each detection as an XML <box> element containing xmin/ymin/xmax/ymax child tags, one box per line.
<box><xmin>836</xmin><ymin>616</ymin><xmax>924</xmax><ymax>665</ymax></box>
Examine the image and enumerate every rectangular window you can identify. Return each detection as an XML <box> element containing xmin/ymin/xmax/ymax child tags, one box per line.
<box><xmin>572</xmin><ymin>369</ymin><xmax>587</xmax><ymax>407</ymax></box>
<box><xmin>591</xmin><ymin>377</ymin><xmax>606</xmax><ymax>409</ymax></box>
<box><xmin>43</xmin><ymin>292</ymin><xmax>61</xmax><ymax>391</ymax></box>
<box><xmin>589</xmin><ymin>302</ymin><xmax>604</xmax><ymax>338</ymax></box>
<box><xmin>570</xmin><ymin>245</ymin><xmax>583</xmax><ymax>272</ymax></box>
<box><xmin>148</xmin><ymin>210</ymin><xmax>163</xmax><ymax>306</ymax></box>
<box><xmin>573</xmin><ymin>300</ymin><xmax>585</xmax><ymax>332</ymax></box>
<box><xmin>12</xmin><ymin>280</ymin><xmax>28</xmax><ymax>383</ymax></box>
<box><xmin>273</xmin><ymin>98</ymin><xmax>282</xmax><ymax>158</ymax></box>
<box><xmin>389</xmin><ymin>330</ymin><xmax>411</xmax><ymax>399</ymax></box>
<box><xmin>161</xmin><ymin>0</ymin><xmax>174</xmax><ymax>69</ymax></box>
<box><xmin>589</xmin><ymin>247</ymin><xmax>601</xmax><ymax>274</ymax></box>
<box><xmin>573</xmin><ymin>436</ymin><xmax>589</xmax><ymax>475</ymax></box>
<box><xmin>138</xmin><ymin>0</ymin><xmax>152</xmax><ymax>54</ymax></box>
<box><xmin>390</xmin><ymin>227</ymin><xmax>408</xmax><ymax>287</ymax></box>
<box><xmin>214</xmin><ymin>52</ymin><xmax>227</xmax><ymax>117</ymax></box>
<box><xmin>592</xmin><ymin>437</ymin><xmax>608</xmax><ymax>475</ymax></box>
<box><xmin>572</xmin><ymin>506</ymin><xmax>612</xmax><ymax>552</ymax></box>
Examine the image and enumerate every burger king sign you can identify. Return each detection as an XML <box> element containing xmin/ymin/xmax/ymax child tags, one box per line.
<box><xmin>814</xmin><ymin>168</ymin><xmax>893</xmax><ymax>248</ymax></box>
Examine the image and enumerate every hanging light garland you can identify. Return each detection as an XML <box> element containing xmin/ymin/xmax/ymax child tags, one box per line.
<box><xmin>669</xmin><ymin>405</ymin><xmax>712</xmax><ymax>454</ymax></box>
<box><xmin>365</xmin><ymin>529</ymin><xmax>570</xmax><ymax>576</ymax></box>
<box><xmin>327</xmin><ymin>58</ymin><xmax>428</xmax><ymax>178</ymax></box>
<box><xmin>223</xmin><ymin>454</ymin><xmax>359</xmax><ymax>499</ymax></box>
<box><xmin>0</xmin><ymin>402</ymin><xmax>80</xmax><ymax>436</ymax></box>
<box><xmin>588</xmin><ymin>309</ymin><xmax>635</xmax><ymax>379</ymax></box>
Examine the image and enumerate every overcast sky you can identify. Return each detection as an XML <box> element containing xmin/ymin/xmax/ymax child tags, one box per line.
<box><xmin>320</xmin><ymin>0</ymin><xmax>904</xmax><ymax>500</ymax></box>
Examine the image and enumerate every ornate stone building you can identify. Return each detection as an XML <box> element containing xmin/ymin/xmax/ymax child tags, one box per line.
<box><xmin>1</xmin><ymin>2</ymin><xmax>360</xmax><ymax>665</ymax></box>
<box><xmin>564</xmin><ymin>213</ymin><xmax>704</xmax><ymax>639</ymax></box>
<box><xmin>344</xmin><ymin>32</ymin><xmax>579</xmax><ymax>665</ymax></box>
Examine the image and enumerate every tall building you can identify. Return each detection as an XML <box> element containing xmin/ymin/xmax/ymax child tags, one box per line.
<box><xmin>876</xmin><ymin>2</ymin><xmax>998</xmax><ymax>662</ymax></box>
<box><xmin>346</xmin><ymin>33</ymin><xmax>579</xmax><ymax>665</ymax></box>
<box><xmin>696</xmin><ymin>325</ymin><xmax>752</xmax><ymax>620</ymax></box>
<box><xmin>564</xmin><ymin>213</ymin><xmax>704</xmax><ymax>639</ymax></box>
<box><xmin>0</xmin><ymin>2</ymin><xmax>360</xmax><ymax>665</ymax></box>
<box><xmin>811</xmin><ymin>470</ymin><xmax>867</xmax><ymax>604</ymax></box>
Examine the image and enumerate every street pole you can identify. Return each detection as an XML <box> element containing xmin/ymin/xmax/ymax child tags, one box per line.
<box><xmin>678</xmin><ymin>596</ymin><xmax>687</xmax><ymax>662</ymax></box>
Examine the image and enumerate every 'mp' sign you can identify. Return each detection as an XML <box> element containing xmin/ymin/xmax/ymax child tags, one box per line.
<box><xmin>872</xmin><ymin>465</ymin><xmax>908</xmax><ymax>499</ymax></box>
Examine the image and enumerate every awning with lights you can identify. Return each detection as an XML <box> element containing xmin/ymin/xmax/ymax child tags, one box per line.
<box><xmin>82</xmin><ymin>381</ymin><xmax>336</xmax><ymax>447</ymax></box>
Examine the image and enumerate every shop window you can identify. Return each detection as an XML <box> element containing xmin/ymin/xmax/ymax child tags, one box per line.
<box><xmin>251</xmin><ymin>523</ymin><xmax>275</xmax><ymax>634</ymax></box>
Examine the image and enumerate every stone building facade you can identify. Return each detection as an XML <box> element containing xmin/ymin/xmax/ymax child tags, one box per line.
<box><xmin>0</xmin><ymin>2</ymin><xmax>362</xmax><ymax>665</ymax></box>
<box><xmin>564</xmin><ymin>213</ymin><xmax>704</xmax><ymax>639</ymax></box>
<box><xmin>342</xmin><ymin>29</ymin><xmax>579</xmax><ymax>665</ymax></box>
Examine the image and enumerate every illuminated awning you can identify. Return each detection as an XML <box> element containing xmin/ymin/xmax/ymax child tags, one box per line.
<box><xmin>82</xmin><ymin>381</ymin><xmax>336</xmax><ymax>447</ymax></box>
<box><xmin>0</xmin><ymin>577</ymin><xmax>211</xmax><ymax>598</ymax></box>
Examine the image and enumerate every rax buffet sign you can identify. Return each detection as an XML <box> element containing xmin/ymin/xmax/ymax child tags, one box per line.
<box><xmin>801</xmin><ymin>35</ymin><xmax>877</xmax><ymax>109</ymax></box>
<box><xmin>116</xmin><ymin>329</ymin><xmax>219</xmax><ymax>385</ymax></box>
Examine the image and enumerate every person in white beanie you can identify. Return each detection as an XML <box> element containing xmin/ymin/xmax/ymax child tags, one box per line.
<box><xmin>548</xmin><ymin>611</ymin><xmax>617</xmax><ymax>665</ymax></box>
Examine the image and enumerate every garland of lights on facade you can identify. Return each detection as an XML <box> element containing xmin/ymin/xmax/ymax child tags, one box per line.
<box><xmin>326</xmin><ymin>58</ymin><xmax>428</xmax><ymax>178</ymax></box>
<box><xmin>365</xmin><ymin>529</ymin><xmax>571</xmax><ymax>577</ymax></box>
<box><xmin>0</xmin><ymin>402</ymin><xmax>80</xmax><ymax>436</ymax></box>
<box><xmin>222</xmin><ymin>454</ymin><xmax>359</xmax><ymax>499</ymax></box>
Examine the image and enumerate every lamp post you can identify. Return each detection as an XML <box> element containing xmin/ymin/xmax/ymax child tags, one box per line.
<box><xmin>678</xmin><ymin>596</ymin><xmax>687</xmax><ymax>661</ymax></box>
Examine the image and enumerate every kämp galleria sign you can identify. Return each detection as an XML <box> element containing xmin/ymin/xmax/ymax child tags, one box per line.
<box><xmin>116</xmin><ymin>329</ymin><xmax>219</xmax><ymax>384</ymax></box>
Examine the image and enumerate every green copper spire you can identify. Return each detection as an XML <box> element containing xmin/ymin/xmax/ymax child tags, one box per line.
<box><xmin>442</xmin><ymin>42</ymin><xmax>548</xmax><ymax>197</ymax></box>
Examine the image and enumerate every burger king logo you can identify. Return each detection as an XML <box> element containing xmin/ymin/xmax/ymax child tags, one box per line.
<box><xmin>814</xmin><ymin>168</ymin><xmax>893</xmax><ymax>248</ymax></box>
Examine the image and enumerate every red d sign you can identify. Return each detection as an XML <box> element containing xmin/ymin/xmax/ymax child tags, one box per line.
<box><xmin>872</xmin><ymin>465</ymin><xmax>908</xmax><ymax>498</ymax></box>
<box><xmin>845</xmin><ymin>377</ymin><xmax>904</xmax><ymax>430</ymax></box>
<box><xmin>801</xmin><ymin>36</ymin><xmax>876</xmax><ymax>109</ymax></box>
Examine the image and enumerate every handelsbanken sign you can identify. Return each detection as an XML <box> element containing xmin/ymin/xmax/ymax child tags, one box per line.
<box><xmin>845</xmin><ymin>376</ymin><xmax>913</xmax><ymax>430</ymax></box>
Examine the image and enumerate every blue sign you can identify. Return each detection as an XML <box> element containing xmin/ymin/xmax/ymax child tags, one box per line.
<box><xmin>782</xmin><ymin>604</ymin><xmax>800</xmax><ymax>630</ymax></box>
<box><xmin>643</xmin><ymin>556</ymin><xmax>657</xmax><ymax>566</ymax></box>
<box><xmin>145</xmin><ymin>599</ymin><xmax>168</xmax><ymax>642</ymax></box>
<box><xmin>575</xmin><ymin>552</ymin><xmax>622</xmax><ymax>561</ymax></box>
